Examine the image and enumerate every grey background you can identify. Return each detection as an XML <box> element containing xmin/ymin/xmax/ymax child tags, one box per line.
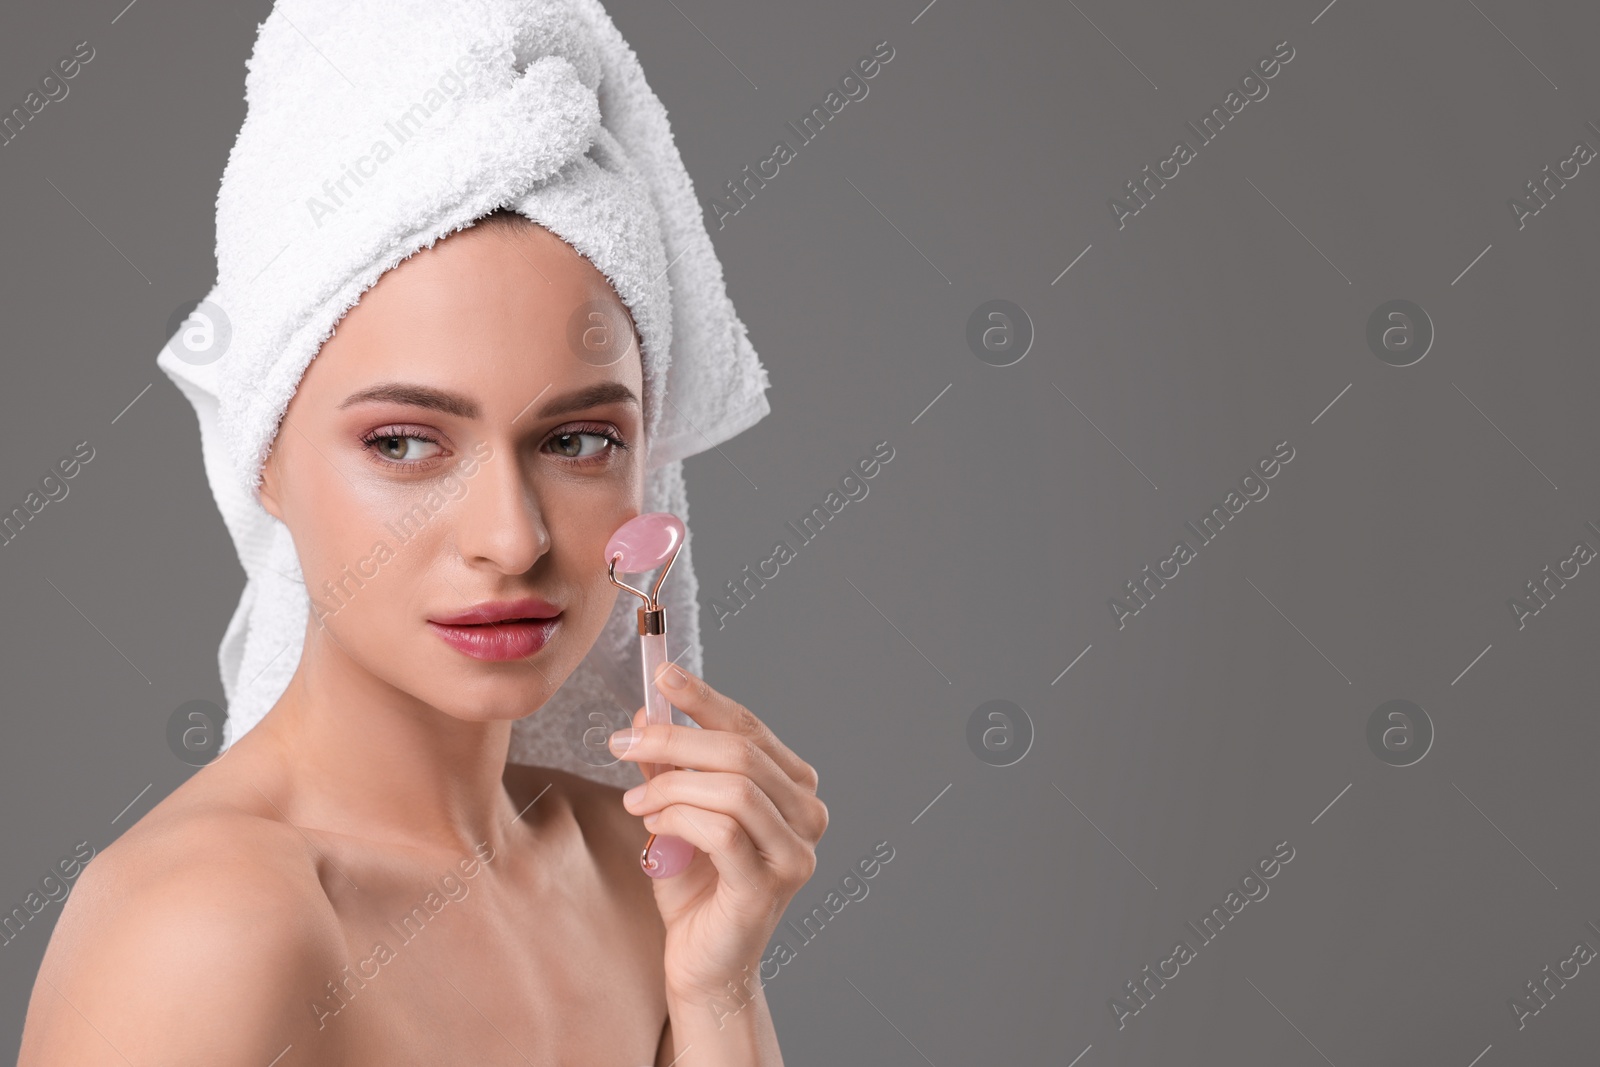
<box><xmin>3</xmin><ymin>0</ymin><xmax>1598</xmax><ymax>1064</ymax></box>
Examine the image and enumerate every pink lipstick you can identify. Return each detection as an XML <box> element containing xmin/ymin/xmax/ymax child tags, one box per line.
<box><xmin>427</xmin><ymin>598</ymin><xmax>562</xmax><ymax>661</ymax></box>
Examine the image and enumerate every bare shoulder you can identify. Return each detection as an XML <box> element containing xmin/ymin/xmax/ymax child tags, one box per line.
<box><xmin>19</xmin><ymin>793</ymin><xmax>348</xmax><ymax>1065</ymax></box>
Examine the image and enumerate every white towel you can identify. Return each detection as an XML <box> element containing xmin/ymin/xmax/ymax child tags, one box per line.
<box><xmin>155</xmin><ymin>0</ymin><xmax>771</xmax><ymax>787</ymax></box>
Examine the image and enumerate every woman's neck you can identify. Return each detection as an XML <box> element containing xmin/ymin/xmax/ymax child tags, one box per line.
<box><xmin>248</xmin><ymin>624</ymin><xmax>523</xmax><ymax>860</ymax></box>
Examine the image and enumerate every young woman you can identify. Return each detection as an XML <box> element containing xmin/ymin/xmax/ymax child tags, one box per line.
<box><xmin>18</xmin><ymin>209</ymin><xmax>826</xmax><ymax>1065</ymax></box>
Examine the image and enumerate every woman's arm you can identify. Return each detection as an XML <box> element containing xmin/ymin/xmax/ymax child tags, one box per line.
<box><xmin>615</xmin><ymin>662</ymin><xmax>828</xmax><ymax>1067</ymax></box>
<box><xmin>656</xmin><ymin>979</ymin><xmax>784</xmax><ymax>1066</ymax></box>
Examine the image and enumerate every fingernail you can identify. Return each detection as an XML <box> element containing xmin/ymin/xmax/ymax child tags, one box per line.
<box><xmin>610</xmin><ymin>728</ymin><xmax>642</xmax><ymax>753</ymax></box>
<box><xmin>622</xmin><ymin>784</ymin><xmax>645</xmax><ymax>806</ymax></box>
<box><xmin>658</xmin><ymin>663</ymin><xmax>689</xmax><ymax>689</ymax></box>
<box><xmin>643</xmin><ymin>811</ymin><xmax>660</xmax><ymax>828</ymax></box>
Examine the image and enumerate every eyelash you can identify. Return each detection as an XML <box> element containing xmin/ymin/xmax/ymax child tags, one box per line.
<box><xmin>548</xmin><ymin>424</ymin><xmax>632</xmax><ymax>464</ymax></box>
<box><xmin>359</xmin><ymin>426</ymin><xmax>446</xmax><ymax>470</ymax></box>
<box><xmin>358</xmin><ymin>423</ymin><xmax>631</xmax><ymax>470</ymax></box>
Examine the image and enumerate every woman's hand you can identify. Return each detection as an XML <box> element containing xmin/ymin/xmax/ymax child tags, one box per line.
<box><xmin>610</xmin><ymin>662</ymin><xmax>827</xmax><ymax>1002</ymax></box>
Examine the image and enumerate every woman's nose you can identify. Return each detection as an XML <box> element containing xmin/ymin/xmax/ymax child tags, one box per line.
<box><xmin>450</xmin><ymin>445</ymin><xmax>549</xmax><ymax>574</ymax></box>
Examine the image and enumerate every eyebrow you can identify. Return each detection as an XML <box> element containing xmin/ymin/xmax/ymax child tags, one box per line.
<box><xmin>339</xmin><ymin>380</ymin><xmax>639</xmax><ymax>421</ymax></box>
<box><xmin>536</xmin><ymin>381</ymin><xmax>640</xmax><ymax>419</ymax></box>
<box><xmin>340</xmin><ymin>383</ymin><xmax>480</xmax><ymax>418</ymax></box>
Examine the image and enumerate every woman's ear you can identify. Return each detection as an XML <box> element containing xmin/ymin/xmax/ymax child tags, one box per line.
<box><xmin>257</xmin><ymin>446</ymin><xmax>285</xmax><ymax>521</ymax></box>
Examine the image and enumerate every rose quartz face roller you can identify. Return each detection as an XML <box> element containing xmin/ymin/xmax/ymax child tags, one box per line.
<box><xmin>605</xmin><ymin>511</ymin><xmax>696</xmax><ymax>879</ymax></box>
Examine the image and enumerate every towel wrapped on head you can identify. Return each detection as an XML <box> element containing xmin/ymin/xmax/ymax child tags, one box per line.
<box><xmin>156</xmin><ymin>0</ymin><xmax>771</xmax><ymax>786</ymax></box>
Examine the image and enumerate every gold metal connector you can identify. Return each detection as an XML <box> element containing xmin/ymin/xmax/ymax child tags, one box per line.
<box><xmin>607</xmin><ymin>549</ymin><xmax>681</xmax><ymax>638</ymax></box>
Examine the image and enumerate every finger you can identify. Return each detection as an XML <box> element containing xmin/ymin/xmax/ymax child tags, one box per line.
<box><xmin>624</xmin><ymin>770</ymin><xmax>811</xmax><ymax>873</ymax></box>
<box><xmin>639</xmin><ymin>802</ymin><xmax>768</xmax><ymax>894</ymax></box>
<box><xmin>652</xmin><ymin>663</ymin><xmax>819</xmax><ymax>792</ymax></box>
<box><xmin>610</xmin><ymin>723</ymin><xmax>827</xmax><ymax>844</ymax></box>
<box><xmin>628</xmin><ymin>703</ymin><xmax>669</xmax><ymax>782</ymax></box>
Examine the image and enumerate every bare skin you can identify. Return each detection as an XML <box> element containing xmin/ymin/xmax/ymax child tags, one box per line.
<box><xmin>18</xmin><ymin>215</ymin><xmax>825</xmax><ymax>1065</ymax></box>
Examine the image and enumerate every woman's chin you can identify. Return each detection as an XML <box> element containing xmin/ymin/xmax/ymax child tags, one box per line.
<box><xmin>343</xmin><ymin>631</ymin><xmax>577</xmax><ymax>724</ymax></box>
<box><xmin>413</xmin><ymin>673</ymin><xmax>559</xmax><ymax>725</ymax></box>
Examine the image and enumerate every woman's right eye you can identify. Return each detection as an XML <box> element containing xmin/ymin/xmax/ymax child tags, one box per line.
<box><xmin>366</xmin><ymin>434</ymin><xmax>443</xmax><ymax>464</ymax></box>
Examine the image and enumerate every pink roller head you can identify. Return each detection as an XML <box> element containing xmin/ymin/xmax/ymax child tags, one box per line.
<box><xmin>642</xmin><ymin>834</ymin><xmax>695</xmax><ymax>879</ymax></box>
<box><xmin>606</xmin><ymin>511</ymin><xmax>685</xmax><ymax>573</ymax></box>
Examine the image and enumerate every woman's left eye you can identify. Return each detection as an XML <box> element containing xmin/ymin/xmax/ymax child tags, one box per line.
<box><xmin>367</xmin><ymin>435</ymin><xmax>442</xmax><ymax>463</ymax></box>
<box><xmin>548</xmin><ymin>431</ymin><xmax>625</xmax><ymax>461</ymax></box>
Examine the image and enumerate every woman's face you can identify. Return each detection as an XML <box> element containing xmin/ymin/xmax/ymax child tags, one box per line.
<box><xmin>258</xmin><ymin>219</ymin><xmax>646</xmax><ymax>723</ymax></box>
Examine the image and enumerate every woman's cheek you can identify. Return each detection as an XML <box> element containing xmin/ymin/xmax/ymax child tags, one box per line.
<box><xmin>300</xmin><ymin>481</ymin><xmax>417</xmax><ymax>630</ymax></box>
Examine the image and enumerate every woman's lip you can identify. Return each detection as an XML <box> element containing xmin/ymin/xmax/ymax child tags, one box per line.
<box><xmin>429</xmin><ymin>598</ymin><xmax>562</xmax><ymax>626</ymax></box>
<box><xmin>427</xmin><ymin>615</ymin><xmax>561</xmax><ymax>661</ymax></box>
